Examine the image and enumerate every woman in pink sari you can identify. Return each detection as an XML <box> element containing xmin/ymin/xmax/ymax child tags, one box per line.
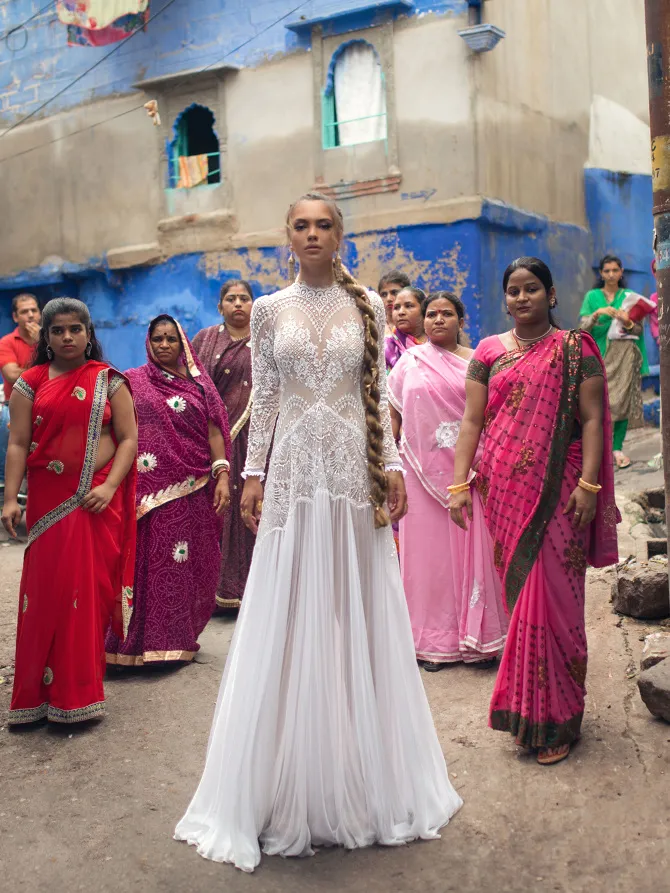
<box><xmin>388</xmin><ymin>292</ymin><xmax>507</xmax><ymax>670</ymax></box>
<box><xmin>451</xmin><ymin>258</ymin><xmax>618</xmax><ymax>765</ymax></box>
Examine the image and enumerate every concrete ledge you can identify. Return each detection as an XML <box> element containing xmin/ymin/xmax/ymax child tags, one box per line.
<box><xmin>106</xmin><ymin>243</ymin><xmax>163</xmax><ymax>270</ymax></box>
<box><xmin>157</xmin><ymin>211</ymin><xmax>238</xmax><ymax>256</ymax></box>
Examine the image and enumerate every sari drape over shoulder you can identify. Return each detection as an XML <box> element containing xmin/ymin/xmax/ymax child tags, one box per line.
<box><xmin>467</xmin><ymin>330</ymin><xmax>618</xmax><ymax>748</ymax></box>
<box><xmin>388</xmin><ymin>344</ymin><xmax>507</xmax><ymax>662</ymax></box>
<box><xmin>105</xmin><ymin>320</ymin><xmax>232</xmax><ymax>665</ymax></box>
<box><xmin>192</xmin><ymin>324</ymin><xmax>255</xmax><ymax>608</ymax></box>
<box><xmin>9</xmin><ymin>361</ymin><xmax>136</xmax><ymax>725</ymax></box>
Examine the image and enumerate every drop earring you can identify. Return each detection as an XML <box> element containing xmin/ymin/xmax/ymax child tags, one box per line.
<box><xmin>47</xmin><ymin>346</ymin><xmax>54</xmax><ymax>360</ymax></box>
<box><xmin>288</xmin><ymin>250</ymin><xmax>296</xmax><ymax>283</ymax></box>
<box><xmin>334</xmin><ymin>251</ymin><xmax>344</xmax><ymax>283</ymax></box>
<box><xmin>85</xmin><ymin>341</ymin><xmax>92</xmax><ymax>358</ymax></box>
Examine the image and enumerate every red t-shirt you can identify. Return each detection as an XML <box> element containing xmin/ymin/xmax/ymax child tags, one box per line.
<box><xmin>0</xmin><ymin>328</ymin><xmax>37</xmax><ymax>401</ymax></box>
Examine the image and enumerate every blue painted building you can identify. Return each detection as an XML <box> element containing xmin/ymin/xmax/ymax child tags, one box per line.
<box><xmin>0</xmin><ymin>0</ymin><xmax>654</xmax><ymax>370</ymax></box>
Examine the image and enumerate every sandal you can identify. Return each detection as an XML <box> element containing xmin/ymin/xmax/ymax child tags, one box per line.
<box><xmin>423</xmin><ymin>661</ymin><xmax>446</xmax><ymax>672</ymax></box>
<box><xmin>537</xmin><ymin>744</ymin><xmax>570</xmax><ymax>765</ymax></box>
<box><xmin>613</xmin><ymin>451</ymin><xmax>631</xmax><ymax>470</ymax></box>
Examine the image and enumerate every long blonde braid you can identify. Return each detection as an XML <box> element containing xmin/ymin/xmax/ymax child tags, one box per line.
<box><xmin>286</xmin><ymin>192</ymin><xmax>390</xmax><ymax>528</ymax></box>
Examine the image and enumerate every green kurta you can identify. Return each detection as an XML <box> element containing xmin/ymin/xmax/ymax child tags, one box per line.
<box><xmin>579</xmin><ymin>288</ymin><xmax>649</xmax><ymax>375</ymax></box>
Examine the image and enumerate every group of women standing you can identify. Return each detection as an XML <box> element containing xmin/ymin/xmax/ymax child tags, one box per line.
<box><xmin>1</xmin><ymin>190</ymin><xmax>624</xmax><ymax>872</ymax></box>
<box><xmin>2</xmin><ymin>279</ymin><xmax>259</xmax><ymax>720</ymax></box>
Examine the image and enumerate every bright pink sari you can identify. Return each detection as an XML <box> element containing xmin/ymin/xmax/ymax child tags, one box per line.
<box><xmin>468</xmin><ymin>330</ymin><xmax>618</xmax><ymax>747</ymax></box>
<box><xmin>388</xmin><ymin>343</ymin><xmax>507</xmax><ymax>662</ymax></box>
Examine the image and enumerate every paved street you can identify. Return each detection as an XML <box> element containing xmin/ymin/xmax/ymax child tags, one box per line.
<box><xmin>1</xmin><ymin>430</ymin><xmax>669</xmax><ymax>893</ymax></box>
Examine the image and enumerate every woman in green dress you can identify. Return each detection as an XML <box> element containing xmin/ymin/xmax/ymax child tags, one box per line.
<box><xmin>579</xmin><ymin>254</ymin><xmax>648</xmax><ymax>469</ymax></box>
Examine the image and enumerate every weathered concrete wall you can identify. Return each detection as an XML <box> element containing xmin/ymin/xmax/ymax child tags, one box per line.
<box><xmin>474</xmin><ymin>0</ymin><xmax>650</xmax><ymax>227</ymax></box>
<box><xmin>0</xmin><ymin>9</ymin><xmax>477</xmax><ymax>276</ymax></box>
<box><xmin>0</xmin><ymin>208</ymin><xmax>590</xmax><ymax>373</ymax></box>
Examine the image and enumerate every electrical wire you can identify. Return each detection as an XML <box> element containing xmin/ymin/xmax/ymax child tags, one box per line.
<box><xmin>0</xmin><ymin>0</ymin><xmax>311</xmax><ymax>163</ymax></box>
<box><xmin>2</xmin><ymin>1</ymin><xmax>57</xmax><ymax>42</ymax></box>
<box><xmin>0</xmin><ymin>0</ymin><xmax>180</xmax><ymax>138</ymax></box>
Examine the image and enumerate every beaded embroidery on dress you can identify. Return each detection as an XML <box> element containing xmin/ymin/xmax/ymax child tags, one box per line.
<box><xmin>175</xmin><ymin>281</ymin><xmax>462</xmax><ymax>872</ymax></box>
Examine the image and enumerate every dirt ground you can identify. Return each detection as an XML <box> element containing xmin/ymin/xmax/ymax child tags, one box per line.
<box><xmin>0</xmin><ymin>430</ymin><xmax>669</xmax><ymax>893</ymax></box>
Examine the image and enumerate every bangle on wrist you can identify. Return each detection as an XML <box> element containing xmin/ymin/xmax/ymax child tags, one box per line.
<box><xmin>578</xmin><ymin>477</ymin><xmax>601</xmax><ymax>494</ymax></box>
<box><xmin>447</xmin><ymin>481</ymin><xmax>471</xmax><ymax>495</ymax></box>
<box><xmin>211</xmin><ymin>459</ymin><xmax>230</xmax><ymax>479</ymax></box>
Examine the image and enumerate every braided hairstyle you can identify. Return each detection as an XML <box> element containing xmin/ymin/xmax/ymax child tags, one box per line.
<box><xmin>285</xmin><ymin>192</ymin><xmax>389</xmax><ymax>528</ymax></box>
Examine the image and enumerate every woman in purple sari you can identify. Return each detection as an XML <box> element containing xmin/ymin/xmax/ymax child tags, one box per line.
<box><xmin>105</xmin><ymin>315</ymin><xmax>232</xmax><ymax>665</ymax></box>
<box><xmin>192</xmin><ymin>280</ymin><xmax>255</xmax><ymax>610</ymax></box>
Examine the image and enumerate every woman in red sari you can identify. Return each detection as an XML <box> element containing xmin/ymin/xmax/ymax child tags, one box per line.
<box><xmin>2</xmin><ymin>298</ymin><xmax>137</xmax><ymax>725</ymax></box>
<box><xmin>450</xmin><ymin>258</ymin><xmax>618</xmax><ymax>765</ymax></box>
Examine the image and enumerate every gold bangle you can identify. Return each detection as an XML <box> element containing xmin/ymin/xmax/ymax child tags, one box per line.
<box><xmin>447</xmin><ymin>481</ymin><xmax>471</xmax><ymax>495</ymax></box>
<box><xmin>578</xmin><ymin>477</ymin><xmax>602</xmax><ymax>493</ymax></box>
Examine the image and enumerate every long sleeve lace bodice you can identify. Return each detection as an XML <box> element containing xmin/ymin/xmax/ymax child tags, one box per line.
<box><xmin>243</xmin><ymin>281</ymin><xmax>401</xmax><ymax>536</ymax></box>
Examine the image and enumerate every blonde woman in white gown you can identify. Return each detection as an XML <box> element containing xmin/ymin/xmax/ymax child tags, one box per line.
<box><xmin>174</xmin><ymin>193</ymin><xmax>462</xmax><ymax>872</ymax></box>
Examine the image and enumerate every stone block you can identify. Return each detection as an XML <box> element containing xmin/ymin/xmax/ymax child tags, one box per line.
<box><xmin>638</xmin><ymin>659</ymin><xmax>670</xmax><ymax>722</ymax></box>
<box><xmin>640</xmin><ymin>632</ymin><xmax>670</xmax><ymax>671</ymax></box>
<box><xmin>612</xmin><ymin>561</ymin><xmax>670</xmax><ymax>620</ymax></box>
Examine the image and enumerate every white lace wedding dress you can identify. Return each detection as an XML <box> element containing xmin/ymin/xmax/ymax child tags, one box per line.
<box><xmin>174</xmin><ymin>281</ymin><xmax>462</xmax><ymax>872</ymax></box>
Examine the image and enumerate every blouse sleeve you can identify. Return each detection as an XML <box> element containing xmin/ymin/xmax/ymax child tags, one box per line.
<box><xmin>580</xmin><ymin>335</ymin><xmax>605</xmax><ymax>383</ymax></box>
<box><xmin>466</xmin><ymin>340</ymin><xmax>492</xmax><ymax>385</ymax></box>
<box><xmin>107</xmin><ymin>371</ymin><xmax>125</xmax><ymax>399</ymax></box>
<box><xmin>242</xmin><ymin>297</ymin><xmax>280</xmax><ymax>480</ymax></box>
<box><xmin>372</xmin><ymin>294</ymin><xmax>402</xmax><ymax>471</ymax></box>
<box><xmin>13</xmin><ymin>369</ymin><xmax>38</xmax><ymax>401</ymax></box>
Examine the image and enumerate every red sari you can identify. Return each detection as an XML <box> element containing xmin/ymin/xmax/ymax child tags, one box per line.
<box><xmin>467</xmin><ymin>331</ymin><xmax>618</xmax><ymax>748</ymax></box>
<box><xmin>8</xmin><ymin>361</ymin><xmax>136</xmax><ymax>725</ymax></box>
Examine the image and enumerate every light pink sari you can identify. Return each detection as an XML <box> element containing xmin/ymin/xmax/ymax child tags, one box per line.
<box><xmin>468</xmin><ymin>330</ymin><xmax>619</xmax><ymax>747</ymax></box>
<box><xmin>388</xmin><ymin>343</ymin><xmax>507</xmax><ymax>663</ymax></box>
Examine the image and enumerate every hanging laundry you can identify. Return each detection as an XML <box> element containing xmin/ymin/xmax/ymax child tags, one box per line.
<box><xmin>57</xmin><ymin>1</ymin><xmax>150</xmax><ymax>47</ymax></box>
<box><xmin>177</xmin><ymin>156</ymin><xmax>210</xmax><ymax>190</ymax></box>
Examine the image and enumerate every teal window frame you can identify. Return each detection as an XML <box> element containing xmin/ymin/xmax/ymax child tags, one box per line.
<box><xmin>322</xmin><ymin>43</ymin><xmax>388</xmax><ymax>151</ymax></box>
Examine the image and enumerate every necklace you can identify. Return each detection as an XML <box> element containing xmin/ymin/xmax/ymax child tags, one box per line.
<box><xmin>512</xmin><ymin>324</ymin><xmax>554</xmax><ymax>350</ymax></box>
<box><xmin>226</xmin><ymin>328</ymin><xmax>250</xmax><ymax>342</ymax></box>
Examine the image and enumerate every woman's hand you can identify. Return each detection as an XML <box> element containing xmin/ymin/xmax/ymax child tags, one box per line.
<box><xmin>563</xmin><ymin>486</ymin><xmax>597</xmax><ymax>530</ymax></box>
<box><xmin>213</xmin><ymin>472</ymin><xmax>231</xmax><ymax>515</ymax></box>
<box><xmin>593</xmin><ymin>306</ymin><xmax>616</xmax><ymax>319</ymax></box>
<box><xmin>449</xmin><ymin>489</ymin><xmax>473</xmax><ymax>530</ymax></box>
<box><xmin>1</xmin><ymin>499</ymin><xmax>22</xmax><ymax>538</ymax></box>
<box><xmin>387</xmin><ymin>470</ymin><xmax>407</xmax><ymax>523</ymax></box>
<box><xmin>241</xmin><ymin>477</ymin><xmax>264</xmax><ymax>534</ymax></box>
<box><xmin>82</xmin><ymin>482</ymin><xmax>117</xmax><ymax>513</ymax></box>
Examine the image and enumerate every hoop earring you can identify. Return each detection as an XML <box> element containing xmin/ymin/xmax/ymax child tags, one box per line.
<box><xmin>46</xmin><ymin>346</ymin><xmax>54</xmax><ymax>360</ymax></box>
<box><xmin>288</xmin><ymin>250</ymin><xmax>296</xmax><ymax>282</ymax></box>
<box><xmin>85</xmin><ymin>341</ymin><xmax>92</xmax><ymax>358</ymax></box>
<box><xmin>334</xmin><ymin>251</ymin><xmax>344</xmax><ymax>283</ymax></box>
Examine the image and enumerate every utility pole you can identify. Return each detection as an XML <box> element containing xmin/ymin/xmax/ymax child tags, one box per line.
<box><xmin>644</xmin><ymin>2</ymin><xmax>670</xmax><ymax>536</ymax></box>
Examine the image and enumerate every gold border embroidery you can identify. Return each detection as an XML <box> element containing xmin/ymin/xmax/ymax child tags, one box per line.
<box><xmin>136</xmin><ymin>473</ymin><xmax>209</xmax><ymax>520</ymax></box>
<box><xmin>230</xmin><ymin>392</ymin><xmax>253</xmax><ymax>443</ymax></box>
<box><xmin>48</xmin><ymin>702</ymin><xmax>105</xmax><ymax>724</ymax></box>
<box><xmin>106</xmin><ymin>650</ymin><xmax>195</xmax><ymax>665</ymax></box>
<box><xmin>215</xmin><ymin>595</ymin><xmax>241</xmax><ymax>609</ymax></box>
<box><xmin>27</xmin><ymin>369</ymin><xmax>108</xmax><ymax>547</ymax></box>
<box><xmin>107</xmin><ymin>373</ymin><xmax>124</xmax><ymax>398</ymax></box>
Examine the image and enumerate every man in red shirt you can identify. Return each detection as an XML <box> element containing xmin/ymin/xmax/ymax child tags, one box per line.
<box><xmin>0</xmin><ymin>294</ymin><xmax>41</xmax><ymax>402</ymax></box>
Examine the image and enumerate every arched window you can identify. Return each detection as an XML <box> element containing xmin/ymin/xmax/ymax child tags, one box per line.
<box><xmin>322</xmin><ymin>41</ymin><xmax>387</xmax><ymax>149</ymax></box>
<box><xmin>169</xmin><ymin>104</ymin><xmax>221</xmax><ymax>189</ymax></box>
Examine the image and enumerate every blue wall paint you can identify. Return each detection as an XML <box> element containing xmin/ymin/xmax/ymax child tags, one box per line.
<box><xmin>0</xmin><ymin>207</ymin><xmax>591</xmax><ymax>373</ymax></box>
<box><xmin>0</xmin><ymin>0</ymin><xmax>466</xmax><ymax>123</ymax></box>
<box><xmin>584</xmin><ymin>167</ymin><xmax>658</xmax><ymax>364</ymax></box>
